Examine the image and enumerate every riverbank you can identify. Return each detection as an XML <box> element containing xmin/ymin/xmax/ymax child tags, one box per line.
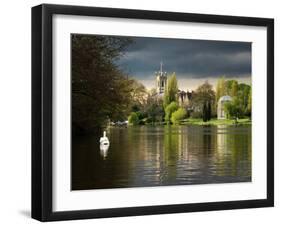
<box><xmin>122</xmin><ymin>117</ymin><xmax>252</xmax><ymax>127</ymax></box>
<box><xmin>179</xmin><ymin>118</ymin><xmax>251</xmax><ymax>126</ymax></box>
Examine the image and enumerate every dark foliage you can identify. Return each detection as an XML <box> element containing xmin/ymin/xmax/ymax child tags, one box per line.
<box><xmin>72</xmin><ymin>34</ymin><xmax>132</xmax><ymax>134</ymax></box>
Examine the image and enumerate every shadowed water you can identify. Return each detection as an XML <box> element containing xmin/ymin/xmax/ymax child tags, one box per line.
<box><xmin>72</xmin><ymin>125</ymin><xmax>251</xmax><ymax>190</ymax></box>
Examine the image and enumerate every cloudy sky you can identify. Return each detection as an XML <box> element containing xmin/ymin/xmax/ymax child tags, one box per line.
<box><xmin>116</xmin><ymin>36</ymin><xmax>252</xmax><ymax>91</ymax></box>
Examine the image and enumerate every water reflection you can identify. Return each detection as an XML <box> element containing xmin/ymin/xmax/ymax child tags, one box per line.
<box><xmin>99</xmin><ymin>143</ymin><xmax>109</xmax><ymax>158</ymax></box>
<box><xmin>72</xmin><ymin>125</ymin><xmax>251</xmax><ymax>190</ymax></box>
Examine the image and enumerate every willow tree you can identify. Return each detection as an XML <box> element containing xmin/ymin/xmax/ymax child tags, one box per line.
<box><xmin>163</xmin><ymin>73</ymin><xmax>179</xmax><ymax>108</ymax></box>
<box><xmin>230</xmin><ymin>80</ymin><xmax>238</xmax><ymax>97</ymax></box>
<box><xmin>215</xmin><ymin>76</ymin><xmax>226</xmax><ymax>103</ymax></box>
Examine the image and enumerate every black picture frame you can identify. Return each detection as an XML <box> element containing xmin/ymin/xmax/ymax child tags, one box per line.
<box><xmin>32</xmin><ymin>3</ymin><xmax>274</xmax><ymax>222</ymax></box>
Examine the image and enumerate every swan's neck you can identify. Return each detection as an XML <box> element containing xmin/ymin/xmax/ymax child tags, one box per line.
<box><xmin>103</xmin><ymin>131</ymin><xmax>106</xmax><ymax>137</ymax></box>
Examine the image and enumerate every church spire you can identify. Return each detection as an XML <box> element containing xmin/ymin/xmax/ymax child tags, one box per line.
<box><xmin>156</xmin><ymin>61</ymin><xmax>167</xmax><ymax>94</ymax></box>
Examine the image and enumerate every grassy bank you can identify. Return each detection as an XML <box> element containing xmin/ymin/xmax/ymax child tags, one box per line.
<box><xmin>179</xmin><ymin>118</ymin><xmax>251</xmax><ymax>126</ymax></box>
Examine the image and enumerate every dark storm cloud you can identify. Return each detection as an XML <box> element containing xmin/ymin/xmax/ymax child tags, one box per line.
<box><xmin>116</xmin><ymin>37</ymin><xmax>251</xmax><ymax>79</ymax></box>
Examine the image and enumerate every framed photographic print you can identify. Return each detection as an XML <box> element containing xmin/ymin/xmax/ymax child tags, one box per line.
<box><xmin>32</xmin><ymin>4</ymin><xmax>274</xmax><ymax>221</ymax></box>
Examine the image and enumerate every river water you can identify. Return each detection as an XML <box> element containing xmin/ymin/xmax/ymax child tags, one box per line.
<box><xmin>72</xmin><ymin>125</ymin><xmax>251</xmax><ymax>190</ymax></box>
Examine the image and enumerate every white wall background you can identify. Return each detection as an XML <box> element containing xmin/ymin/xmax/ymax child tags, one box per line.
<box><xmin>0</xmin><ymin>0</ymin><xmax>279</xmax><ymax>225</ymax></box>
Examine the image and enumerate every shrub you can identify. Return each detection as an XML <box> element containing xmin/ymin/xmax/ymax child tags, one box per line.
<box><xmin>164</xmin><ymin>101</ymin><xmax>178</xmax><ymax>123</ymax></box>
<box><xmin>128</xmin><ymin>112</ymin><xmax>139</xmax><ymax>125</ymax></box>
<box><xmin>135</xmin><ymin>111</ymin><xmax>146</xmax><ymax>120</ymax></box>
<box><xmin>171</xmin><ymin>108</ymin><xmax>187</xmax><ymax>124</ymax></box>
<box><xmin>224</xmin><ymin>97</ymin><xmax>242</xmax><ymax>120</ymax></box>
<box><xmin>190</xmin><ymin>110</ymin><xmax>202</xmax><ymax>119</ymax></box>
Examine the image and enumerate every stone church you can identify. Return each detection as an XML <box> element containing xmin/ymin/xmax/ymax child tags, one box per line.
<box><xmin>155</xmin><ymin>62</ymin><xmax>192</xmax><ymax>106</ymax></box>
<box><xmin>155</xmin><ymin>62</ymin><xmax>167</xmax><ymax>94</ymax></box>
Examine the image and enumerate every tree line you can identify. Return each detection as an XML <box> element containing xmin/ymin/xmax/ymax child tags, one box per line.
<box><xmin>128</xmin><ymin>75</ymin><xmax>251</xmax><ymax>125</ymax></box>
<box><xmin>72</xmin><ymin>34</ymin><xmax>137</xmax><ymax>134</ymax></box>
<box><xmin>216</xmin><ymin>77</ymin><xmax>251</xmax><ymax>120</ymax></box>
<box><xmin>72</xmin><ymin>34</ymin><xmax>251</xmax><ymax>135</ymax></box>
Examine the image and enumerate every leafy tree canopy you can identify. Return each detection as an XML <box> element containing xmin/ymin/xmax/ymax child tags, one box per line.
<box><xmin>72</xmin><ymin>34</ymin><xmax>133</xmax><ymax>134</ymax></box>
<box><xmin>128</xmin><ymin>112</ymin><xmax>139</xmax><ymax>125</ymax></box>
<box><xmin>171</xmin><ymin>108</ymin><xmax>187</xmax><ymax>124</ymax></box>
<box><xmin>163</xmin><ymin>73</ymin><xmax>178</xmax><ymax>107</ymax></box>
<box><xmin>165</xmin><ymin>101</ymin><xmax>179</xmax><ymax>123</ymax></box>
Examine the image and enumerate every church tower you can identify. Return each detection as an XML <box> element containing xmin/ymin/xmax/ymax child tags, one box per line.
<box><xmin>155</xmin><ymin>62</ymin><xmax>167</xmax><ymax>94</ymax></box>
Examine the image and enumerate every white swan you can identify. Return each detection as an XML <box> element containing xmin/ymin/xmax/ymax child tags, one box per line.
<box><xmin>100</xmin><ymin>131</ymin><xmax>109</xmax><ymax>145</ymax></box>
<box><xmin>99</xmin><ymin>131</ymin><xmax>110</xmax><ymax>158</ymax></box>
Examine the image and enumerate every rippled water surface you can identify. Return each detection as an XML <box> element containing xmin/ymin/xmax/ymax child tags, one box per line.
<box><xmin>72</xmin><ymin>125</ymin><xmax>251</xmax><ymax>190</ymax></box>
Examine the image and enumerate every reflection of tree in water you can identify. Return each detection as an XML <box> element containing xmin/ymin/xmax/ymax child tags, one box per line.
<box><xmin>72</xmin><ymin>125</ymin><xmax>251</xmax><ymax>190</ymax></box>
<box><xmin>215</xmin><ymin>125</ymin><xmax>251</xmax><ymax>178</ymax></box>
<box><xmin>163</xmin><ymin>126</ymin><xmax>180</xmax><ymax>182</ymax></box>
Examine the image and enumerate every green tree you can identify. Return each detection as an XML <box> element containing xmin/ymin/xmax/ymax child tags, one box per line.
<box><xmin>129</xmin><ymin>79</ymin><xmax>147</xmax><ymax>111</ymax></box>
<box><xmin>146</xmin><ymin>103</ymin><xmax>164</xmax><ymax>124</ymax></box>
<box><xmin>163</xmin><ymin>73</ymin><xmax>178</xmax><ymax>107</ymax></box>
<box><xmin>72</xmin><ymin>34</ymin><xmax>133</xmax><ymax>134</ymax></box>
<box><xmin>128</xmin><ymin>112</ymin><xmax>139</xmax><ymax>125</ymax></box>
<box><xmin>207</xmin><ymin>101</ymin><xmax>212</xmax><ymax>121</ymax></box>
<box><xmin>131</xmin><ymin>104</ymin><xmax>140</xmax><ymax>112</ymax></box>
<box><xmin>145</xmin><ymin>88</ymin><xmax>164</xmax><ymax>124</ymax></box>
<box><xmin>202</xmin><ymin>102</ymin><xmax>208</xmax><ymax>122</ymax></box>
<box><xmin>171</xmin><ymin>108</ymin><xmax>187</xmax><ymax>124</ymax></box>
<box><xmin>230</xmin><ymin>80</ymin><xmax>238</xmax><ymax>97</ymax></box>
<box><xmin>247</xmin><ymin>88</ymin><xmax>252</xmax><ymax>117</ymax></box>
<box><xmin>225</xmin><ymin>80</ymin><xmax>237</xmax><ymax>95</ymax></box>
<box><xmin>202</xmin><ymin>101</ymin><xmax>211</xmax><ymax>122</ymax></box>
<box><xmin>237</xmin><ymin>83</ymin><xmax>251</xmax><ymax>115</ymax></box>
<box><xmin>224</xmin><ymin>97</ymin><xmax>243</xmax><ymax>122</ymax></box>
<box><xmin>192</xmin><ymin>81</ymin><xmax>215</xmax><ymax>121</ymax></box>
<box><xmin>165</xmin><ymin>101</ymin><xmax>178</xmax><ymax>123</ymax></box>
<box><xmin>216</xmin><ymin>77</ymin><xmax>226</xmax><ymax>103</ymax></box>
